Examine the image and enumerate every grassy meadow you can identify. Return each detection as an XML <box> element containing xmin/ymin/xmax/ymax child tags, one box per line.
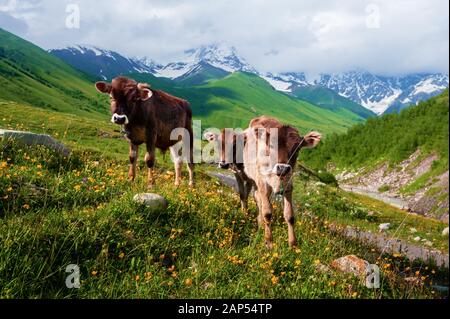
<box><xmin>0</xmin><ymin>100</ymin><xmax>448</xmax><ymax>299</ymax></box>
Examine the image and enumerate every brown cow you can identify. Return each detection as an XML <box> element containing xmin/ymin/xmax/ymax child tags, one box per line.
<box><xmin>95</xmin><ymin>76</ymin><xmax>194</xmax><ymax>189</ymax></box>
<box><xmin>204</xmin><ymin>129</ymin><xmax>253</xmax><ymax>212</ymax></box>
<box><xmin>243</xmin><ymin>116</ymin><xmax>321</xmax><ymax>248</ymax></box>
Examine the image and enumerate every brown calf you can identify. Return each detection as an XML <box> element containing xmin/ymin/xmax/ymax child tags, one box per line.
<box><xmin>95</xmin><ymin>76</ymin><xmax>194</xmax><ymax>188</ymax></box>
<box><xmin>243</xmin><ymin>116</ymin><xmax>321</xmax><ymax>248</ymax></box>
<box><xmin>204</xmin><ymin>129</ymin><xmax>253</xmax><ymax>212</ymax></box>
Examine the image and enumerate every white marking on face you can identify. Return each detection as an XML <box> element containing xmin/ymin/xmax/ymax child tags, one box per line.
<box><xmin>111</xmin><ymin>113</ymin><xmax>129</xmax><ymax>124</ymax></box>
<box><xmin>272</xmin><ymin>163</ymin><xmax>291</xmax><ymax>176</ymax></box>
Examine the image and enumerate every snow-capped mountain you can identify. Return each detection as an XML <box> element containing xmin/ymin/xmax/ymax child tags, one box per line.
<box><xmin>49</xmin><ymin>45</ymin><xmax>162</xmax><ymax>80</ymax></box>
<box><xmin>263</xmin><ymin>70</ymin><xmax>449</xmax><ymax>114</ymax></box>
<box><xmin>154</xmin><ymin>43</ymin><xmax>257</xmax><ymax>79</ymax></box>
<box><xmin>49</xmin><ymin>44</ymin><xmax>448</xmax><ymax>115</ymax></box>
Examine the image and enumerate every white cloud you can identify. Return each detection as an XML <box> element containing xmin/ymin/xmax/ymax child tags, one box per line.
<box><xmin>0</xmin><ymin>0</ymin><xmax>448</xmax><ymax>75</ymax></box>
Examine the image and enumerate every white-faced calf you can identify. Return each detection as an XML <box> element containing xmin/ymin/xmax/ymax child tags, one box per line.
<box><xmin>243</xmin><ymin>116</ymin><xmax>321</xmax><ymax>248</ymax></box>
<box><xmin>95</xmin><ymin>76</ymin><xmax>194</xmax><ymax>189</ymax></box>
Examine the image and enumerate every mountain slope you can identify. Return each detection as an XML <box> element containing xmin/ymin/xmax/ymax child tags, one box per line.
<box><xmin>290</xmin><ymin>85</ymin><xmax>376</xmax><ymax>119</ymax></box>
<box><xmin>302</xmin><ymin>91</ymin><xmax>449</xmax><ymax>220</ymax></box>
<box><xmin>0</xmin><ymin>28</ymin><xmax>107</xmax><ymax>118</ymax></box>
<box><xmin>132</xmin><ymin>72</ymin><xmax>365</xmax><ymax>134</ymax></box>
<box><xmin>49</xmin><ymin>45</ymin><xmax>161</xmax><ymax>80</ymax></box>
<box><xmin>174</xmin><ymin>61</ymin><xmax>230</xmax><ymax>86</ymax></box>
<box><xmin>1</xmin><ymin>28</ymin><xmax>367</xmax><ymax>134</ymax></box>
<box><xmin>265</xmin><ymin>71</ymin><xmax>449</xmax><ymax>115</ymax></box>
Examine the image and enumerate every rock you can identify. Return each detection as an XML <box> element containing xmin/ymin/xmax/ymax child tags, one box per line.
<box><xmin>133</xmin><ymin>193</ymin><xmax>168</xmax><ymax>211</ymax></box>
<box><xmin>442</xmin><ymin>227</ymin><xmax>449</xmax><ymax>237</ymax></box>
<box><xmin>315</xmin><ymin>181</ymin><xmax>326</xmax><ymax>187</ymax></box>
<box><xmin>0</xmin><ymin>129</ymin><xmax>70</xmax><ymax>156</ymax></box>
<box><xmin>378</xmin><ymin>223</ymin><xmax>390</xmax><ymax>232</ymax></box>
<box><xmin>413</xmin><ymin>236</ymin><xmax>421</xmax><ymax>241</ymax></box>
<box><xmin>409</xmin><ymin>227</ymin><xmax>417</xmax><ymax>233</ymax></box>
<box><xmin>330</xmin><ymin>255</ymin><xmax>370</xmax><ymax>278</ymax></box>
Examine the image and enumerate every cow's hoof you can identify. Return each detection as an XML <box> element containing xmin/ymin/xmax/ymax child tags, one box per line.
<box><xmin>174</xmin><ymin>180</ymin><xmax>180</xmax><ymax>187</ymax></box>
<box><xmin>289</xmin><ymin>241</ymin><xmax>297</xmax><ymax>248</ymax></box>
<box><xmin>188</xmin><ymin>182</ymin><xmax>195</xmax><ymax>188</ymax></box>
<box><xmin>146</xmin><ymin>183</ymin><xmax>155</xmax><ymax>190</ymax></box>
<box><xmin>265</xmin><ymin>241</ymin><xmax>273</xmax><ymax>250</ymax></box>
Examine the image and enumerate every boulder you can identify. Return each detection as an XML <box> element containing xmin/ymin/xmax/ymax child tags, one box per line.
<box><xmin>378</xmin><ymin>223</ymin><xmax>390</xmax><ymax>232</ymax></box>
<box><xmin>0</xmin><ymin>129</ymin><xmax>70</xmax><ymax>156</ymax></box>
<box><xmin>330</xmin><ymin>255</ymin><xmax>370</xmax><ymax>278</ymax></box>
<box><xmin>442</xmin><ymin>227</ymin><xmax>449</xmax><ymax>237</ymax></box>
<box><xmin>133</xmin><ymin>193</ymin><xmax>168</xmax><ymax>211</ymax></box>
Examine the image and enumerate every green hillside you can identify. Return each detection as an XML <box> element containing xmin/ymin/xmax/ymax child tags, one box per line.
<box><xmin>0</xmin><ymin>28</ymin><xmax>108</xmax><ymax>119</ymax></box>
<box><xmin>301</xmin><ymin>90</ymin><xmax>449</xmax><ymax>172</ymax></box>
<box><xmin>0</xmin><ymin>27</ymin><xmax>369</xmax><ymax>135</ymax></box>
<box><xmin>132</xmin><ymin>72</ymin><xmax>364</xmax><ymax>135</ymax></box>
<box><xmin>291</xmin><ymin>85</ymin><xmax>376</xmax><ymax>119</ymax></box>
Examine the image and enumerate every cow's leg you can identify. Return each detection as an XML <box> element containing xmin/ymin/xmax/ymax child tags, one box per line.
<box><xmin>283</xmin><ymin>190</ymin><xmax>297</xmax><ymax>247</ymax></box>
<box><xmin>258</xmin><ymin>183</ymin><xmax>273</xmax><ymax>249</ymax></box>
<box><xmin>128</xmin><ymin>143</ymin><xmax>139</xmax><ymax>181</ymax></box>
<box><xmin>187</xmin><ymin>163</ymin><xmax>194</xmax><ymax>188</ymax></box>
<box><xmin>244</xmin><ymin>179</ymin><xmax>253</xmax><ymax>212</ymax></box>
<box><xmin>235</xmin><ymin>173</ymin><xmax>247</xmax><ymax>212</ymax></box>
<box><xmin>169</xmin><ymin>145</ymin><xmax>183</xmax><ymax>187</ymax></box>
<box><xmin>186</xmin><ymin>124</ymin><xmax>195</xmax><ymax>188</ymax></box>
<box><xmin>144</xmin><ymin>143</ymin><xmax>156</xmax><ymax>189</ymax></box>
<box><xmin>253</xmin><ymin>189</ymin><xmax>263</xmax><ymax>227</ymax></box>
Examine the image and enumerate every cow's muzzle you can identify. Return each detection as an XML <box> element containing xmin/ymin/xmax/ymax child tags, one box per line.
<box><xmin>272</xmin><ymin>163</ymin><xmax>292</xmax><ymax>177</ymax></box>
<box><xmin>218</xmin><ymin>161</ymin><xmax>230</xmax><ymax>169</ymax></box>
<box><xmin>111</xmin><ymin>113</ymin><xmax>129</xmax><ymax>125</ymax></box>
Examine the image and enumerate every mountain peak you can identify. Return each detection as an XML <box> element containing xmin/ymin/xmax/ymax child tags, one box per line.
<box><xmin>155</xmin><ymin>43</ymin><xmax>256</xmax><ymax>78</ymax></box>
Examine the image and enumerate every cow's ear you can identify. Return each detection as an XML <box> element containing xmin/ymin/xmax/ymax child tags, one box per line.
<box><xmin>301</xmin><ymin>131</ymin><xmax>322</xmax><ymax>148</ymax></box>
<box><xmin>95</xmin><ymin>81</ymin><xmax>111</xmax><ymax>94</ymax></box>
<box><xmin>139</xmin><ymin>88</ymin><xmax>153</xmax><ymax>101</ymax></box>
<box><xmin>203</xmin><ymin>131</ymin><xmax>217</xmax><ymax>142</ymax></box>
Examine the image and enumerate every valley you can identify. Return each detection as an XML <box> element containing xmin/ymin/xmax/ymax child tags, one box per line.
<box><xmin>0</xmin><ymin>26</ymin><xmax>448</xmax><ymax>299</ymax></box>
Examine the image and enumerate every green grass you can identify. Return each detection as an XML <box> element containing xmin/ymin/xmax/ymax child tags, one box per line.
<box><xmin>293</xmin><ymin>177</ymin><xmax>449</xmax><ymax>254</ymax></box>
<box><xmin>0</xmin><ymin>100</ymin><xmax>447</xmax><ymax>299</ymax></box>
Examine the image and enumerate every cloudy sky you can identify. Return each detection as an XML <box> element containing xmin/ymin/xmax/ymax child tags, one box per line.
<box><xmin>0</xmin><ymin>0</ymin><xmax>448</xmax><ymax>75</ymax></box>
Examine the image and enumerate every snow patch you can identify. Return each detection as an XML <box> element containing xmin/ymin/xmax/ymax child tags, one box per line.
<box><xmin>261</xmin><ymin>76</ymin><xmax>292</xmax><ymax>92</ymax></box>
<box><xmin>361</xmin><ymin>89</ymin><xmax>402</xmax><ymax>115</ymax></box>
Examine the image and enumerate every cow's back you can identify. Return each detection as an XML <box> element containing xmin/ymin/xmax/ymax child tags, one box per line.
<box><xmin>150</xmin><ymin>90</ymin><xmax>192</xmax><ymax>150</ymax></box>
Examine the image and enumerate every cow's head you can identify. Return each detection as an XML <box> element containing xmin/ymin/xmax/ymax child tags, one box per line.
<box><xmin>204</xmin><ymin>129</ymin><xmax>246</xmax><ymax>170</ymax></box>
<box><xmin>95</xmin><ymin>76</ymin><xmax>153</xmax><ymax>125</ymax></box>
<box><xmin>248</xmin><ymin>125</ymin><xmax>321</xmax><ymax>193</ymax></box>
